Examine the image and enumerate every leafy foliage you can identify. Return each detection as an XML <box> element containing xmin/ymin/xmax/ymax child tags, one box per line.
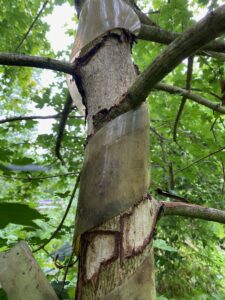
<box><xmin>0</xmin><ymin>0</ymin><xmax>224</xmax><ymax>299</ymax></box>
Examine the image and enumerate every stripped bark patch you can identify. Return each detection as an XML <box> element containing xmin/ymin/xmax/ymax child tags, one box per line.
<box><xmin>83</xmin><ymin>231</ymin><xmax>120</xmax><ymax>284</ymax></box>
<box><xmin>121</xmin><ymin>196</ymin><xmax>161</xmax><ymax>260</ymax></box>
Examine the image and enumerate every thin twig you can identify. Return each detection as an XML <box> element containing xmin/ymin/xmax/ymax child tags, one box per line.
<box><xmin>59</xmin><ymin>253</ymin><xmax>78</xmax><ymax>296</ymax></box>
<box><xmin>190</xmin><ymin>88</ymin><xmax>222</xmax><ymax>101</ymax></box>
<box><xmin>154</xmin><ymin>83</ymin><xmax>225</xmax><ymax>114</ymax></box>
<box><xmin>156</xmin><ymin>188</ymin><xmax>189</xmax><ymax>202</ymax></box>
<box><xmin>219</xmin><ymin>117</ymin><xmax>225</xmax><ymax>129</ymax></box>
<box><xmin>0</xmin><ymin>113</ymin><xmax>61</xmax><ymax>124</ymax></box>
<box><xmin>210</xmin><ymin>118</ymin><xmax>219</xmax><ymax>143</ymax></box>
<box><xmin>210</xmin><ymin>118</ymin><xmax>225</xmax><ymax>195</ymax></box>
<box><xmin>173</xmin><ymin>56</ymin><xmax>194</xmax><ymax>141</ymax></box>
<box><xmin>149</xmin><ymin>125</ymin><xmax>168</xmax><ymax>141</ymax></box>
<box><xmin>55</xmin><ymin>94</ymin><xmax>73</xmax><ymax>165</ymax></box>
<box><xmin>168</xmin><ymin>161</ymin><xmax>175</xmax><ymax>190</ymax></box>
<box><xmin>15</xmin><ymin>0</ymin><xmax>50</xmax><ymax>52</ymax></box>
<box><xmin>0</xmin><ymin>113</ymin><xmax>83</xmax><ymax>124</ymax></box>
<box><xmin>33</xmin><ymin>173</ymin><xmax>80</xmax><ymax>253</ymax></box>
<box><xmin>221</xmin><ymin>161</ymin><xmax>225</xmax><ymax>194</ymax></box>
<box><xmin>0</xmin><ymin>172</ymin><xmax>79</xmax><ymax>181</ymax></box>
<box><xmin>177</xmin><ymin>146</ymin><xmax>225</xmax><ymax>172</ymax></box>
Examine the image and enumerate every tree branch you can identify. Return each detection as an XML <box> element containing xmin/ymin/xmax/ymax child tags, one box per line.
<box><xmin>0</xmin><ymin>113</ymin><xmax>83</xmax><ymax>125</ymax></box>
<box><xmin>0</xmin><ymin>52</ymin><xmax>74</xmax><ymax>74</ymax></box>
<box><xmin>133</xmin><ymin>7</ymin><xmax>158</xmax><ymax>27</ymax></box>
<box><xmin>168</xmin><ymin>162</ymin><xmax>175</xmax><ymax>190</ymax></box>
<box><xmin>161</xmin><ymin>201</ymin><xmax>225</xmax><ymax>224</ymax></box>
<box><xmin>15</xmin><ymin>0</ymin><xmax>49</xmax><ymax>52</ymax></box>
<box><xmin>0</xmin><ymin>172</ymin><xmax>79</xmax><ymax>181</ymax></box>
<box><xmin>173</xmin><ymin>56</ymin><xmax>194</xmax><ymax>141</ymax></box>
<box><xmin>128</xmin><ymin>5</ymin><xmax>225</xmax><ymax>104</ymax></box>
<box><xmin>55</xmin><ymin>94</ymin><xmax>73</xmax><ymax>165</ymax></box>
<box><xmin>154</xmin><ymin>83</ymin><xmax>225</xmax><ymax>114</ymax></box>
<box><xmin>94</xmin><ymin>4</ymin><xmax>225</xmax><ymax>128</ymax></box>
<box><xmin>201</xmin><ymin>50</ymin><xmax>225</xmax><ymax>62</ymax></box>
<box><xmin>190</xmin><ymin>87</ymin><xmax>222</xmax><ymax>101</ymax></box>
<box><xmin>0</xmin><ymin>113</ymin><xmax>61</xmax><ymax>124</ymax></box>
<box><xmin>138</xmin><ymin>24</ymin><xmax>225</xmax><ymax>54</ymax></box>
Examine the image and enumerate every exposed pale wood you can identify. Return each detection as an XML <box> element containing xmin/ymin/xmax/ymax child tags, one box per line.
<box><xmin>77</xmin><ymin>34</ymin><xmax>137</xmax><ymax>135</ymax></box>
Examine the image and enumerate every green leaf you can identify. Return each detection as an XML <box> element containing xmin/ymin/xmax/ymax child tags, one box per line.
<box><xmin>0</xmin><ymin>288</ymin><xmax>8</xmax><ymax>300</ymax></box>
<box><xmin>154</xmin><ymin>239</ymin><xmax>178</xmax><ymax>252</ymax></box>
<box><xmin>55</xmin><ymin>191</ymin><xmax>70</xmax><ymax>198</ymax></box>
<box><xmin>0</xmin><ymin>203</ymin><xmax>47</xmax><ymax>229</ymax></box>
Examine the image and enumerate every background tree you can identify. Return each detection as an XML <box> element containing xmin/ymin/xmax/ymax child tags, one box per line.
<box><xmin>0</xmin><ymin>0</ymin><xmax>224</xmax><ymax>299</ymax></box>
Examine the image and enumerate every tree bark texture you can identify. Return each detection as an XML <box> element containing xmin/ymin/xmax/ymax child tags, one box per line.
<box><xmin>74</xmin><ymin>32</ymin><xmax>157</xmax><ymax>299</ymax></box>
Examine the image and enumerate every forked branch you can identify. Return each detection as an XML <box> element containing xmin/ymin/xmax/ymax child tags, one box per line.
<box><xmin>94</xmin><ymin>4</ymin><xmax>225</xmax><ymax>127</ymax></box>
<box><xmin>128</xmin><ymin>5</ymin><xmax>225</xmax><ymax>105</ymax></box>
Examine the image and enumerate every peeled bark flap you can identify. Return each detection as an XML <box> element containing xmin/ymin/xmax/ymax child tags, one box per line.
<box><xmin>74</xmin><ymin>103</ymin><xmax>150</xmax><ymax>244</ymax></box>
<box><xmin>71</xmin><ymin>0</ymin><xmax>141</xmax><ymax>60</ymax></box>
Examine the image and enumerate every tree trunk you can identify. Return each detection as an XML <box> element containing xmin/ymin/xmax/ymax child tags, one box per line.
<box><xmin>70</xmin><ymin>1</ymin><xmax>161</xmax><ymax>299</ymax></box>
<box><xmin>73</xmin><ymin>29</ymin><xmax>158</xmax><ymax>299</ymax></box>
